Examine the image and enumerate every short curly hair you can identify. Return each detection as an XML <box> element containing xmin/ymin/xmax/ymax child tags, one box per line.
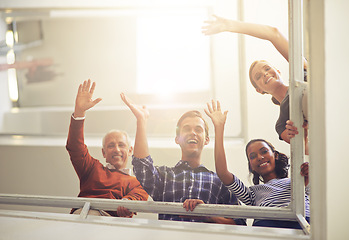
<box><xmin>245</xmin><ymin>139</ymin><xmax>289</xmax><ymax>185</ymax></box>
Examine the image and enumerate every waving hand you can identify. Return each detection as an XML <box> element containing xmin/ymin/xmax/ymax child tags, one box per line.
<box><xmin>120</xmin><ymin>93</ymin><xmax>149</xmax><ymax>122</ymax></box>
<box><xmin>120</xmin><ymin>93</ymin><xmax>149</xmax><ymax>158</ymax></box>
<box><xmin>202</xmin><ymin>15</ymin><xmax>230</xmax><ymax>36</ymax></box>
<box><xmin>204</xmin><ymin>100</ymin><xmax>228</xmax><ymax>128</ymax></box>
<box><xmin>74</xmin><ymin>79</ymin><xmax>102</xmax><ymax>118</ymax></box>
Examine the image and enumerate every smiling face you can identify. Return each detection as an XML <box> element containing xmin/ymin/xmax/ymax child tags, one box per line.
<box><xmin>175</xmin><ymin>116</ymin><xmax>209</xmax><ymax>160</ymax></box>
<box><xmin>102</xmin><ymin>131</ymin><xmax>133</xmax><ymax>170</ymax></box>
<box><xmin>247</xmin><ymin>141</ymin><xmax>277</xmax><ymax>182</ymax></box>
<box><xmin>249</xmin><ymin>60</ymin><xmax>282</xmax><ymax>95</ymax></box>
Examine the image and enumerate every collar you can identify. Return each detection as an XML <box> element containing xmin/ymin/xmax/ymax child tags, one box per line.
<box><xmin>174</xmin><ymin>160</ymin><xmax>211</xmax><ymax>173</ymax></box>
<box><xmin>106</xmin><ymin>163</ymin><xmax>132</xmax><ymax>175</ymax></box>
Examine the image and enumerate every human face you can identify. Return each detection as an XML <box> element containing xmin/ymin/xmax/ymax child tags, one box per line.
<box><xmin>250</xmin><ymin>61</ymin><xmax>282</xmax><ymax>94</ymax></box>
<box><xmin>175</xmin><ymin>116</ymin><xmax>209</xmax><ymax>159</ymax></box>
<box><xmin>247</xmin><ymin>141</ymin><xmax>277</xmax><ymax>182</ymax></box>
<box><xmin>102</xmin><ymin>132</ymin><xmax>133</xmax><ymax>170</ymax></box>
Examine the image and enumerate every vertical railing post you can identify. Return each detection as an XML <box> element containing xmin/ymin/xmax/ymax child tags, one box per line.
<box><xmin>288</xmin><ymin>0</ymin><xmax>309</xmax><ymax>233</ymax></box>
<box><xmin>80</xmin><ymin>201</ymin><xmax>91</xmax><ymax>219</ymax></box>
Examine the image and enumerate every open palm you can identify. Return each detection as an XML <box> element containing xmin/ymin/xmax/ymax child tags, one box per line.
<box><xmin>204</xmin><ymin>100</ymin><xmax>228</xmax><ymax>127</ymax></box>
<box><xmin>74</xmin><ymin>79</ymin><xmax>102</xmax><ymax>117</ymax></box>
<box><xmin>202</xmin><ymin>15</ymin><xmax>229</xmax><ymax>35</ymax></box>
<box><xmin>120</xmin><ymin>93</ymin><xmax>149</xmax><ymax>121</ymax></box>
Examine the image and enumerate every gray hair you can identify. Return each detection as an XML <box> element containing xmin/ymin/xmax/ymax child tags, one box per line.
<box><xmin>102</xmin><ymin>129</ymin><xmax>132</xmax><ymax>149</ymax></box>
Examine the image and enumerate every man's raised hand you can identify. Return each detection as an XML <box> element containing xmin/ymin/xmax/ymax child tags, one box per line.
<box><xmin>74</xmin><ymin>79</ymin><xmax>102</xmax><ymax>118</ymax></box>
<box><xmin>120</xmin><ymin>93</ymin><xmax>149</xmax><ymax>122</ymax></box>
<box><xmin>204</xmin><ymin>100</ymin><xmax>228</xmax><ymax>128</ymax></box>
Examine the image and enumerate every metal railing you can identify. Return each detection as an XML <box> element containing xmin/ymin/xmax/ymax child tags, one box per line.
<box><xmin>0</xmin><ymin>194</ymin><xmax>296</xmax><ymax>220</ymax></box>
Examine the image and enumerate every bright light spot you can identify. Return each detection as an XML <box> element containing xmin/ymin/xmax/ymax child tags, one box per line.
<box><xmin>155</xmin><ymin>91</ymin><xmax>175</xmax><ymax>102</ymax></box>
<box><xmin>137</xmin><ymin>9</ymin><xmax>210</xmax><ymax>95</ymax></box>
<box><xmin>12</xmin><ymin>135</ymin><xmax>24</xmax><ymax>139</ymax></box>
<box><xmin>11</xmin><ymin>107</ymin><xmax>20</xmax><ymax>113</ymax></box>
<box><xmin>6</xmin><ymin>30</ymin><xmax>14</xmax><ymax>47</ymax></box>
<box><xmin>5</xmin><ymin>17</ymin><xmax>13</xmax><ymax>24</ymax></box>
<box><xmin>14</xmin><ymin>31</ymin><xmax>18</xmax><ymax>43</ymax></box>
<box><xmin>8</xmin><ymin>68</ymin><xmax>19</xmax><ymax>102</ymax></box>
<box><xmin>7</xmin><ymin>49</ymin><xmax>15</xmax><ymax>64</ymax></box>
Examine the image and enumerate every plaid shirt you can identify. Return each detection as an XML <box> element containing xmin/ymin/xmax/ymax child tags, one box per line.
<box><xmin>132</xmin><ymin>155</ymin><xmax>245</xmax><ymax>224</ymax></box>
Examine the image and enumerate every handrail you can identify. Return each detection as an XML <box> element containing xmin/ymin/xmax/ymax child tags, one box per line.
<box><xmin>0</xmin><ymin>193</ymin><xmax>297</xmax><ymax>220</ymax></box>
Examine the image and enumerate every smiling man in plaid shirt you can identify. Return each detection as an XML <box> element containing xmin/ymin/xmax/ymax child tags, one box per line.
<box><xmin>121</xmin><ymin>93</ymin><xmax>245</xmax><ymax>225</ymax></box>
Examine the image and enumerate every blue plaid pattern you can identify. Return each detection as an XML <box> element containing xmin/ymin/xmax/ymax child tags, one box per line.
<box><xmin>132</xmin><ymin>155</ymin><xmax>244</xmax><ymax>224</ymax></box>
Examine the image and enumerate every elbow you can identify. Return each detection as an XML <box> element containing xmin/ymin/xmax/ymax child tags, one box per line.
<box><xmin>267</xmin><ymin>26</ymin><xmax>285</xmax><ymax>43</ymax></box>
<box><xmin>270</xmin><ymin>26</ymin><xmax>282</xmax><ymax>38</ymax></box>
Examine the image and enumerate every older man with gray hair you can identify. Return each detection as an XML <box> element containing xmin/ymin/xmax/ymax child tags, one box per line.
<box><xmin>66</xmin><ymin>79</ymin><xmax>148</xmax><ymax>217</ymax></box>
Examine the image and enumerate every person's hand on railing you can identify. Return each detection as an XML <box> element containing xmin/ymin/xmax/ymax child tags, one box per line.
<box><xmin>116</xmin><ymin>206</ymin><xmax>137</xmax><ymax>218</ymax></box>
<box><xmin>183</xmin><ymin>199</ymin><xmax>204</xmax><ymax>212</ymax></box>
<box><xmin>181</xmin><ymin>199</ymin><xmax>237</xmax><ymax>225</ymax></box>
<box><xmin>300</xmin><ymin>162</ymin><xmax>309</xmax><ymax>186</ymax></box>
<box><xmin>180</xmin><ymin>199</ymin><xmax>210</xmax><ymax>222</ymax></box>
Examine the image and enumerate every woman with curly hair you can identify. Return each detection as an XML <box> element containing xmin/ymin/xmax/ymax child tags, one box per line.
<box><xmin>246</xmin><ymin>139</ymin><xmax>290</xmax><ymax>185</ymax></box>
<box><xmin>204</xmin><ymin>100</ymin><xmax>310</xmax><ymax>229</ymax></box>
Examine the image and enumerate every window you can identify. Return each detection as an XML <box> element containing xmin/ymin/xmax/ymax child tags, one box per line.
<box><xmin>0</xmin><ymin>6</ymin><xmax>244</xmax><ymax>138</ymax></box>
<box><xmin>136</xmin><ymin>9</ymin><xmax>210</xmax><ymax>95</ymax></box>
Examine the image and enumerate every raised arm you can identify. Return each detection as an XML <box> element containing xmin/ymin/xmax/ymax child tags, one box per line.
<box><xmin>74</xmin><ymin>79</ymin><xmax>102</xmax><ymax>117</ymax></box>
<box><xmin>202</xmin><ymin>15</ymin><xmax>307</xmax><ymax>69</ymax></box>
<box><xmin>204</xmin><ymin>100</ymin><xmax>234</xmax><ymax>185</ymax></box>
<box><xmin>68</xmin><ymin>79</ymin><xmax>102</xmax><ymax>150</ymax></box>
<box><xmin>120</xmin><ymin>93</ymin><xmax>149</xmax><ymax>158</ymax></box>
<box><xmin>66</xmin><ymin>79</ymin><xmax>102</xmax><ymax>176</ymax></box>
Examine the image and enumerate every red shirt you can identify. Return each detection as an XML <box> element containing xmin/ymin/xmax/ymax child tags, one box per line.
<box><xmin>66</xmin><ymin>117</ymin><xmax>148</xmax><ymax>215</ymax></box>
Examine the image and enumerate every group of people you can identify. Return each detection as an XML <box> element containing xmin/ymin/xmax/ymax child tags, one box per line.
<box><xmin>66</xmin><ymin>15</ymin><xmax>310</xmax><ymax>229</ymax></box>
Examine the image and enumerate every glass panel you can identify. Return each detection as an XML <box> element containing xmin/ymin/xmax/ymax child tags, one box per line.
<box><xmin>0</xmin><ymin>7</ymin><xmax>242</xmax><ymax>138</ymax></box>
<box><xmin>137</xmin><ymin>9</ymin><xmax>210</xmax><ymax>95</ymax></box>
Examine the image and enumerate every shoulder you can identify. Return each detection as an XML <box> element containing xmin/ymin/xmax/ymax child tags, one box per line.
<box><xmin>280</xmin><ymin>92</ymin><xmax>289</xmax><ymax>109</ymax></box>
<box><xmin>125</xmin><ymin>174</ymin><xmax>144</xmax><ymax>183</ymax></box>
<box><xmin>132</xmin><ymin>155</ymin><xmax>155</xmax><ymax>167</ymax></box>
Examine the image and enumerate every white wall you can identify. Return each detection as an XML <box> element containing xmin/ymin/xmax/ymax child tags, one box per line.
<box><xmin>324</xmin><ymin>0</ymin><xmax>349</xmax><ymax>238</ymax></box>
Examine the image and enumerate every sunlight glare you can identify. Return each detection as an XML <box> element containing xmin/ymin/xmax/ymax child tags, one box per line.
<box><xmin>137</xmin><ymin>9</ymin><xmax>210</xmax><ymax>95</ymax></box>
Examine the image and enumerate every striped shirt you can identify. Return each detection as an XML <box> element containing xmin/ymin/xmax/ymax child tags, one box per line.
<box><xmin>227</xmin><ymin>175</ymin><xmax>310</xmax><ymax>217</ymax></box>
<box><xmin>132</xmin><ymin>155</ymin><xmax>245</xmax><ymax>224</ymax></box>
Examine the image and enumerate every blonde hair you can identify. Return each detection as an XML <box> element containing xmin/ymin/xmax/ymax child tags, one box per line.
<box><xmin>249</xmin><ymin>60</ymin><xmax>280</xmax><ymax>105</ymax></box>
<box><xmin>248</xmin><ymin>60</ymin><xmax>260</xmax><ymax>90</ymax></box>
